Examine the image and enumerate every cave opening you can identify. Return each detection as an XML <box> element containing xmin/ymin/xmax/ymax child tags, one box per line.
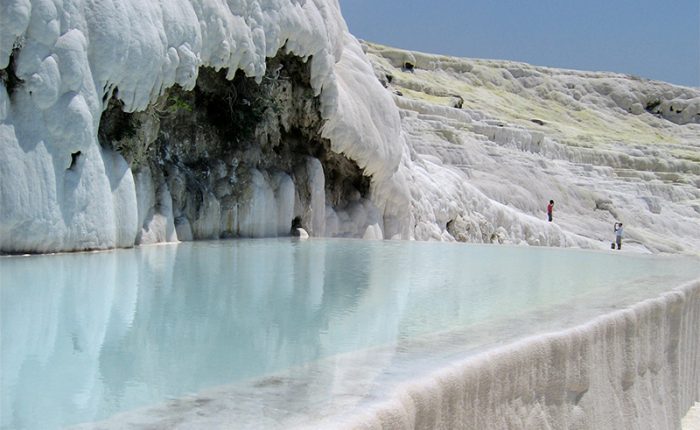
<box><xmin>98</xmin><ymin>50</ymin><xmax>372</xmax><ymax>239</ymax></box>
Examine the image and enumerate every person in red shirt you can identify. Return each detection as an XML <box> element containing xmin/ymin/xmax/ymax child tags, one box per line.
<box><xmin>547</xmin><ymin>200</ymin><xmax>554</xmax><ymax>222</ymax></box>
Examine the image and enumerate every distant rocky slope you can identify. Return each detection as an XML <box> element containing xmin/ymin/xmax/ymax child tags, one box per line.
<box><xmin>1</xmin><ymin>0</ymin><xmax>698</xmax><ymax>254</ymax></box>
<box><xmin>362</xmin><ymin>42</ymin><xmax>700</xmax><ymax>254</ymax></box>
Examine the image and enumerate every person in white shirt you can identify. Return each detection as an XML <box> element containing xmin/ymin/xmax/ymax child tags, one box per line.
<box><xmin>614</xmin><ymin>222</ymin><xmax>624</xmax><ymax>250</ymax></box>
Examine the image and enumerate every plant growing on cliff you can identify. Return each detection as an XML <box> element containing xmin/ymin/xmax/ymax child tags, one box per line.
<box><xmin>166</xmin><ymin>95</ymin><xmax>193</xmax><ymax>114</ymax></box>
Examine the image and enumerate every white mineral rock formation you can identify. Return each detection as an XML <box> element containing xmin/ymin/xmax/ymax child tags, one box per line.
<box><xmin>341</xmin><ymin>280</ymin><xmax>700</xmax><ymax>430</ymax></box>
<box><xmin>0</xmin><ymin>0</ymin><xmax>406</xmax><ymax>252</ymax></box>
<box><xmin>361</xmin><ymin>43</ymin><xmax>700</xmax><ymax>254</ymax></box>
<box><xmin>1</xmin><ymin>1</ymin><xmax>699</xmax><ymax>255</ymax></box>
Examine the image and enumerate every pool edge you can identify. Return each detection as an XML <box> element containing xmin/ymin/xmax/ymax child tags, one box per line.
<box><xmin>337</xmin><ymin>278</ymin><xmax>700</xmax><ymax>430</ymax></box>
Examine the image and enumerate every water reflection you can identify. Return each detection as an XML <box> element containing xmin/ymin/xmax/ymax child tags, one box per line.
<box><xmin>1</xmin><ymin>240</ymin><xmax>698</xmax><ymax>429</ymax></box>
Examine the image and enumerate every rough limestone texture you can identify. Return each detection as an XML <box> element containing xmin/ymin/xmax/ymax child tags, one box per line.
<box><xmin>2</xmin><ymin>1</ymin><xmax>699</xmax><ymax>255</ymax></box>
<box><xmin>362</xmin><ymin>42</ymin><xmax>700</xmax><ymax>254</ymax></box>
<box><xmin>0</xmin><ymin>0</ymin><xmax>405</xmax><ymax>253</ymax></box>
<box><xmin>342</xmin><ymin>280</ymin><xmax>700</xmax><ymax>430</ymax></box>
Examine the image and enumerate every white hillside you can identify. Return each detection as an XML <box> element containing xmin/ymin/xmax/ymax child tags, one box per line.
<box><xmin>362</xmin><ymin>43</ymin><xmax>700</xmax><ymax>254</ymax></box>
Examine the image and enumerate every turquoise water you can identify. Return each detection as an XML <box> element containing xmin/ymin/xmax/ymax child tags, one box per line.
<box><xmin>1</xmin><ymin>239</ymin><xmax>699</xmax><ymax>429</ymax></box>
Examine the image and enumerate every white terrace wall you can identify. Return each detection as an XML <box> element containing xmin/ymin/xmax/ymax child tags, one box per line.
<box><xmin>347</xmin><ymin>280</ymin><xmax>700</xmax><ymax>430</ymax></box>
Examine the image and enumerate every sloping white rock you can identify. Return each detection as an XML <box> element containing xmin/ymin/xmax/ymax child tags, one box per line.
<box><xmin>363</xmin><ymin>42</ymin><xmax>700</xmax><ymax>254</ymax></box>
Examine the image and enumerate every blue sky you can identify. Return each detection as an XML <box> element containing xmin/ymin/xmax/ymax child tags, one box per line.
<box><xmin>338</xmin><ymin>0</ymin><xmax>700</xmax><ymax>87</ymax></box>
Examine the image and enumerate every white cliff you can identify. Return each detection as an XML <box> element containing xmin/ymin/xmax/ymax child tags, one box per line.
<box><xmin>0</xmin><ymin>0</ymin><xmax>407</xmax><ymax>253</ymax></box>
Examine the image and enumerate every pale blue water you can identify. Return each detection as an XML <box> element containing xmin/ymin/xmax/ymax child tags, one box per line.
<box><xmin>1</xmin><ymin>239</ymin><xmax>699</xmax><ymax>429</ymax></box>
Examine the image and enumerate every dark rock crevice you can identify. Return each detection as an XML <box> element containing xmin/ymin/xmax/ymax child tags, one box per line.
<box><xmin>98</xmin><ymin>51</ymin><xmax>372</xmax><ymax>241</ymax></box>
<box><xmin>0</xmin><ymin>45</ymin><xmax>25</xmax><ymax>98</ymax></box>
